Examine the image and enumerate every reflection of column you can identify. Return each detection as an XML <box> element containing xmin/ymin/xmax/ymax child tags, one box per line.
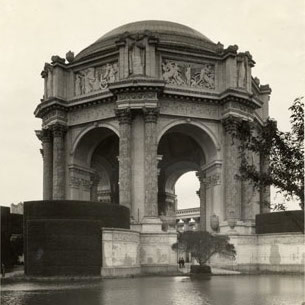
<box><xmin>37</xmin><ymin>129</ymin><xmax>53</xmax><ymax>200</ymax></box>
<box><xmin>223</xmin><ymin>117</ymin><xmax>242</xmax><ymax>221</ymax></box>
<box><xmin>144</xmin><ymin>108</ymin><xmax>159</xmax><ymax>217</ymax></box>
<box><xmin>197</xmin><ymin>171</ymin><xmax>207</xmax><ymax>231</ymax></box>
<box><xmin>52</xmin><ymin>124</ymin><xmax>66</xmax><ymax>200</ymax></box>
<box><xmin>116</xmin><ymin>108</ymin><xmax>132</xmax><ymax>211</ymax></box>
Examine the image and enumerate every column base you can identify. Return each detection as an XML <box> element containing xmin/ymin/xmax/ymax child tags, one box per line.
<box><xmin>141</xmin><ymin>217</ymin><xmax>163</xmax><ymax>233</ymax></box>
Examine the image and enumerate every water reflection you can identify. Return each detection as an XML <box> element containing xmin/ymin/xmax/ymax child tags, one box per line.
<box><xmin>2</xmin><ymin>275</ymin><xmax>304</xmax><ymax>305</ymax></box>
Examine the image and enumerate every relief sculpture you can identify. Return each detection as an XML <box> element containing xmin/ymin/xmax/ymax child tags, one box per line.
<box><xmin>162</xmin><ymin>60</ymin><xmax>215</xmax><ymax>89</ymax></box>
<box><xmin>74</xmin><ymin>63</ymin><xmax>118</xmax><ymax>96</ymax></box>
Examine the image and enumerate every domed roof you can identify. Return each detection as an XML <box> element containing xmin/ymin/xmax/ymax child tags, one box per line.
<box><xmin>75</xmin><ymin>20</ymin><xmax>216</xmax><ymax>61</ymax></box>
<box><xmin>97</xmin><ymin>20</ymin><xmax>213</xmax><ymax>43</ymax></box>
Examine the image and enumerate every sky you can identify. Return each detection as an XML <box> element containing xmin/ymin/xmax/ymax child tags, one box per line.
<box><xmin>1</xmin><ymin>0</ymin><xmax>304</xmax><ymax>209</ymax></box>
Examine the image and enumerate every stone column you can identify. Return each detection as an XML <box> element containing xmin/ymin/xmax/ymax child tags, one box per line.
<box><xmin>116</xmin><ymin>108</ymin><xmax>132</xmax><ymax>211</ymax></box>
<box><xmin>197</xmin><ymin>171</ymin><xmax>207</xmax><ymax>231</ymax></box>
<box><xmin>51</xmin><ymin>124</ymin><xmax>66</xmax><ymax>200</ymax></box>
<box><xmin>223</xmin><ymin>117</ymin><xmax>242</xmax><ymax>222</ymax></box>
<box><xmin>143</xmin><ymin>108</ymin><xmax>159</xmax><ymax>217</ymax></box>
<box><xmin>37</xmin><ymin>129</ymin><xmax>53</xmax><ymax>200</ymax></box>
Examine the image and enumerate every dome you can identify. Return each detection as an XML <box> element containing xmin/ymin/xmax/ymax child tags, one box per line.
<box><xmin>98</xmin><ymin>20</ymin><xmax>213</xmax><ymax>42</ymax></box>
<box><xmin>75</xmin><ymin>20</ymin><xmax>216</xmax><ymax>61</ymax></box>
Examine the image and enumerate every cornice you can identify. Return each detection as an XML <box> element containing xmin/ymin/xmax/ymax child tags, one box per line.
<box><xmin>108</xmin><ymin>77</ymin><xmax>165</xmax><ymax>94</ymax></box>
<box><xmin>34</xmin><ymin>98</ymin><xmax>68</xmax><ymax>118</ymax></box>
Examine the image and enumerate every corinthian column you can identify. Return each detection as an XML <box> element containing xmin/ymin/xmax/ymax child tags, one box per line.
<box><xmin>143</xmin><ymin>108</ymin><xmax>159</xmax><ymax>217</ymax></box>
<box><xmin>197</xmin><ymin>171</ymin><xmax>207</xmax><ymax>231</ymax></box>
<box><xmin>116</xmin><ymin>108</ymin><xmax>132</xmax><ymax>211</ymax></box>
<box><xmin>222</xmin><ymin>116</ymin><xmax>242</xmax><ymax>222</ymax></box>
<box><xmin>36</xmin><ymin>129</ymin><xmax>53</xmax><ymax>200</ymax></box>
<box><xmin>51</xmin><ymin>124</ymin><xmax>66</xmax><ymax>200</ymax></box>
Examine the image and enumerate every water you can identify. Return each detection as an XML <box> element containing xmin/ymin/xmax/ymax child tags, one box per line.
<box><xmin>1</xmin><ymin>275</ymin><xmax>304</xmax><ymax>305</ymax></box>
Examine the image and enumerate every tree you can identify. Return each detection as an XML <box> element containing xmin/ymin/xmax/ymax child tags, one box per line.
<box><xmin>236</xmin><ymin>97</ymin><xmax>304</xmax><ymax>210</ymax></box>
<box><xmin>172</xmin><ymin>231</ymin><xmax>236</xmax><ymax>266</ymax></box>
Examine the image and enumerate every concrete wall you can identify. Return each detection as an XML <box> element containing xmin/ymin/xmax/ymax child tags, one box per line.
<box><xmin>210</xmin><ymin>233</ymin><xmax>305</xmax><ymax>273</ymax></box>
<box><xmin>101</xmin><ymin>228</ymin><xmax>178</xmax><ymax>277</ymax></box>
<box><xmin>101</xmin><ymin>228</ymin><xmax>141</xmax><ymax>277</ymax></box>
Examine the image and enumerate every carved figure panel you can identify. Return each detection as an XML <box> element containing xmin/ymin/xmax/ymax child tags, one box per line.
<box><xmin>162</xmin><ymin>60</ymin><xmax>215</xmax><ymax>90</ymax></box>
<box><xmin>74</xmin><ymin>62</ymin><xmax>119</xmax><ymax>96</ymax></box>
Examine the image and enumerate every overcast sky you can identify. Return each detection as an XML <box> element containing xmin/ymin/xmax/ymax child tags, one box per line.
<box><xmin>1</xmin><ymin>0</ymin><xmax>304</xmax><ymax>209</ymax></box>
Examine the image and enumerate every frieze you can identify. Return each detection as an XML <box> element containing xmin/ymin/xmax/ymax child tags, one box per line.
<box><xmin>68</xmin><ymin>103</ymin><xmax>116</xmax><ymax>125</ymax></box>
<box><xmin>117</xmin><ymin>92</ymin><xmax>157</xmax><ymax>101</ymax></box>
<box><xmin>223</xmin><ymin>101</ymin><xmax>254</xmax><ymax>114</ymax></box>
<box><xmin>162</xmin><ymin>60</ymin><xmax>215</xmax><ymax>90</ymax></box>
<box><xmin>160</xmin><ymin>100</ymin><xmax>219</xmax><ymax>119</ymax></box>
<box><xmin>74</xmin><ymin>62</ymin><xmax>118</xmax><ymax>96</ymax></box>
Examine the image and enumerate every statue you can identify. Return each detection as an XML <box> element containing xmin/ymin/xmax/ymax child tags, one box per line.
<box><xmin>128</xmin><ymin>42</ymin><xmax>145</xmax><ymax>75</ymax></box>
<box><xmin>237</xmin><ymin>56</ymin><xmax>247</xmax><ymax>88</ymax></box>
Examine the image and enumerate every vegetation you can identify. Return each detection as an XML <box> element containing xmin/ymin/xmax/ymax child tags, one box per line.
<box><xmin>172</xmin><ymin>231</ymin><xmax>236</xmax><ymax>266</ymax></box>
<box><xmin>236</xmin><ymin>97</ymin><xmax>304</xmax><ymax>210</ymax></box>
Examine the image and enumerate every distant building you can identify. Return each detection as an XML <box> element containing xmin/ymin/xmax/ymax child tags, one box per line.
<box><xmin>10</xmin><ymin>202</ymin><xmax>23</xmax><ymax>215</ymax></box>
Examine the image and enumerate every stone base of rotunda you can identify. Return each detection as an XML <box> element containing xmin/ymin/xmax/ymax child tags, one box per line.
<box><xmin>101</xmin><ymin>221</ymin><xmax>178</xmax><ymax>277</ymax></box>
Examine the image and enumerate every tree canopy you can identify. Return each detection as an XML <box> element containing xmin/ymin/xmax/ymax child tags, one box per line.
<box><xmin>236</xmin><ymin>97</ymin><xmax>304</xmax><ymax>210</ymax></box>
<box><xmin>172</xmin><ymin>231</ymin><xmax>236</xmax><ymax>266</ymax></box>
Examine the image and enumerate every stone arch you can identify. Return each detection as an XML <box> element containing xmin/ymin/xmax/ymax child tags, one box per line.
<box><xmin>71</xmin><ymin>126</ymin><xmax>119</xmax><ymax>203</ymax></box>
<box><xmin>158</xmin><ymin>119</ymin><xmax>220</xmax><ymax>162</ymax></box>
<box><xmin>157</xmin><ymin>122</ymin><xmax>219</xmax><ymax>230</ymax></box>
<box><xmin>71</xmin><ymin>122</ymin><xmax>119</xmax><ymax>157</ymax></box>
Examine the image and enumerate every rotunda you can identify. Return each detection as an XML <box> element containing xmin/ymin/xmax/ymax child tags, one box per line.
<box><xmin>35</xmin><ymin>20</ymin><xmax>271</xmax><ymax>235</ymax></box>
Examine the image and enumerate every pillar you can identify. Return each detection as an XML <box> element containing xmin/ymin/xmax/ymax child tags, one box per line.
<box><xmin>222</xmin><ymin>116</ymin><xmax>242</xmax><ymax>221</ymax></box>
<box><xmin>143</xmin><ymin>108</ymin><xmax>159</xmax><ymax>217</ymax></box>
<box><xmin>197</xmin><ymin>171</ymin><xmax>207</xmax><ymax>231</ymax></box>
<box><xmin>116</xmin><ymin>108</ymin><xmax>132</xmax><ymax>211</ymax></box>
<box><xmin>52</xmin><ymin>124</ymin><xmax>66</xmax><ymax>200</ymax></box>
<box><xmin>37</xmin><ymin>129</ymin><xmax>53</xmax><ymax>200</ymax></box>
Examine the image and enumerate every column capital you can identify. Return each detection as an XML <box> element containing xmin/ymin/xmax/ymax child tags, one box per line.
<box><xmin>35</xmin><ymin>129</ymin><xmax>52</xmax><ymax>143</ymax></box>
<box><xmin>51</xmin><ymin>123</ymin><xmax>67</xmax><ymax>137</ymax></box>
<box><xmin>196</xmin><ymin>170</ymin><xmax>207</xmax><ymax>184</ymax></box>
<box><xmin>115</xmin><ymin>108</ymin><xmax>132</xmax><ymax>125</ymax></box>
<box><xmin>222</xmin><ymin>115</ymin><xmax>242</xmax><ymax>134</ymax></box>
<box><xmin>143</xmin><ymin>107</ymin><xmax>159</xmax><ymax>123</ymax></box>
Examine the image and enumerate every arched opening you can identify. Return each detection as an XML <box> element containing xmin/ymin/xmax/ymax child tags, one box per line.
<box><xmin>71</xmin><ymin>127</ymin><xmax>119</xmax><ymax>203</ymax></box>
<box><xmin>175</xmin><ymin>171</ymin><xmax>200</xmax><ymax>210</ymax></box>
<box><xmin>157</xmin><ymin>124</ymin><xmax>208</xmax><ymax>230</ymax></box>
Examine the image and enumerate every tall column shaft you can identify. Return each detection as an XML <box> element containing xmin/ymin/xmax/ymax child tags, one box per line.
<box><xmin>223</xmin><ymin>117</ymin><xmax>242</xmax><ymax>220</ymax></box>
<box><xmin>116</xmin><ymin>109</ymin><xmax>132</xmax><ymax>211</ymax></box>
<box><xmin>197</xmin><ymin>171</ymin><xmax>207</xmax><ymax>231</ymax></box>
<box><xmin>144</xmin><ymin>108</ymin><xmax>159</xmax><ymax>217</ymax></box>
<box><xmin>52</xmin><ymin>124</ymin><xmax>66</xmax><ymax>200</ymax></box>
<box><xmin>41</xmin><ymin>130</ymin><xmax>53</xmax><ymax>200</ymax></box>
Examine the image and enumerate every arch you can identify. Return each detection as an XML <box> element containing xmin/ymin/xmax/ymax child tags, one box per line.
<box><xmin>71</xmin><ymin>125</ymin><xmax>119</xmax><ymax>168</ymax></box>
<box><xmin>164</xmin><ymin>161</ymin><xmax>199</xmax><ymax>193</ymax></box>
<box><xmin>158</xmin><ymin>119</ymin><xmax>220</xmax><ymax>162</ymax></box>
<box><xmin>71</xmin><ymin>122</ymin><xmax>119</xmax><ymax>156</ymax></box>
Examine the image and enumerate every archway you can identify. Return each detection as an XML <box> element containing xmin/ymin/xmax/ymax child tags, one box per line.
<box><xmin>157</xmin><ymin>123</ymin><xmax>218</xmax><ymax>231</ymax></box>
<box><xmin>71</xmin><ymin>127</ymin><xmax>119</xmax><ymax>203</ymax></box>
